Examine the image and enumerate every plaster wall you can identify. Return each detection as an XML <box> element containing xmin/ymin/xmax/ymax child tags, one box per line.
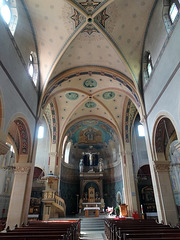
<box><xmin>0</xmin><ymin>66</ymin><xmax>36</xmax><ymax>143</ymax></box>
<box><xmin>132</xmin><ymin>119</ymin><xmax>149</xmax><ymax>175</ymax></box>
<box><xmin>35</xmin><ymin>120</ymin><xmax>50</xmax><ymax>175</ymax></box>
<box><xmin>143</xmin><ymin>15</ymin><xmax>180</xmax><ymax>141</ymax></box>
<box><xmin>14</xmin><ymin>1</ymin><xmax>36</xmax><ymax>67</ymax></box>
<box><xmin>0</xmin><ymin>18</ymin><xmax>38</xmax><ymax>119</ymax></box>
<box><xmin>144</xmin><ymin>0</ymin><xmax>167</xmax><ymax>72</ymax></box>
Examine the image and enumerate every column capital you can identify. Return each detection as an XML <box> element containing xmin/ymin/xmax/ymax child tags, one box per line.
<box><xmin>14</xmin><ymin>163</ymin><xmax>31</xmax><ymax>174</ymax></box>
<box><xmin>154</xmin><ymin>161</ymin><xmax>170</xmax><ymax>172</ymax></box>
<box><xmin>49</xmin><ymin>152</ymin><xmax>57</xmax><ymax>157</ymax></box>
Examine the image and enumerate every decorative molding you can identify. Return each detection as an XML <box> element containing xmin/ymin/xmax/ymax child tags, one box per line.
<box><xmin>0</xmin><ymin>141</ymin><xmax>10</xmax><ymax>155</ymax></box>
<box><xmin>15</xmin><ymin>165</ymin><xmax>31</xmax><ymax>174</ymax></box>
<box><xmin>154</xmin><ymin>161</ymin><xmax>170</xmax><ymax>172</ymax></box>
<box><xmin>71</xmin><ymin>9</ymin><xmax>85</xmax><ymax>28</ymax></box>
<box><xmin>82</xmin><ymin>23</ymin><xmax>99</xmax><ymax>35</ymax></box>
<box><xmin>14</xmin><ymin>119</ymin><xmax>28</xmax><ymax>154</ymax></box>
<box><xmin>96</xmin><ymin>8</ymin><xmax>109</xmax><ymax>28</ymax></box>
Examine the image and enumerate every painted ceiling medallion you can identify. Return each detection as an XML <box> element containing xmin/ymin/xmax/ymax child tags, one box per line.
<box><xmin>85</xmin><ymin>101</ymin><xmax>96</xmax><ymax>108</ymax></box>
<box><xmin>83</xmin><ymin>78</ymin><xmax>97</xmax><ymax>88</ymax></box>
<box><xmin>66</xmin><ymin>92</ymin><xmax>79</xmax><ymax>100</ymax></box>
<box><xmin>103</xmin><ymin>91</ymin><xmax>115</xmax><ymax>99</ymax></box>
<box><xmin>82</xmin><ymin>23</ymin><xmax>99</xmax><ymax>35</ymax></box>
<box><xmin>78</xmin><ymin>0</ymin><xmax>102</xmax><ymax>14</ymax></box>
<box><xmin>71</xmin><ymin>9</ymin><xmax>84</xmax><ymax>28</ymax></box>
<box><xmin>96</xmin><ymin>8</ymin><xmax>109</xmax><ymax>28</ymax></box>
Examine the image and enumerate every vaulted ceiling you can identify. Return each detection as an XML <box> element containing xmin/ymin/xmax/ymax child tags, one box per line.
<box><xmin>23</xmin><ymin>0</ymin><xmax>155</xmax><ymax>142</ymax></box>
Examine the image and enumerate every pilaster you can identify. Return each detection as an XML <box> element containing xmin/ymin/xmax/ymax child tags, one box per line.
<box><xmin>154</xmin><ymin>160</ymin><xmax>179</xmax><ymax>225</ymax></box>
<box><xmin>6</xmin><ymin>163</ymin><xmax>31</xmax><ymax>229</ymax></box>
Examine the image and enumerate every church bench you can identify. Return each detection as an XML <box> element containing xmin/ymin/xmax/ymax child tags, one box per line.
<box><xmin>104</xmin><ymin>219</ymin><xmax>180</xmax><ymax>240</ymax></box>
<box><xmin>124</xmin><ymin>232</ymin><xmax>180</xmax><ymax>240</ymax></box>
<box><xmin>0</xmin><ymin>234</ymin><xmax>66</xmax><ymax>239</ymax></box>
<box><xmin>126</xmin><ymin>238</ymin><xmax>180</xmax><ymax>240</ymax></box>
<box><xmin>1</xmin><ymin>220</ymin><xmax>81</xmax><ymax>240</ymax></box>
<box><xmin>120</xmin><ymin>229</ymin><xmax>180</xmax><ymax>240</ymax></box>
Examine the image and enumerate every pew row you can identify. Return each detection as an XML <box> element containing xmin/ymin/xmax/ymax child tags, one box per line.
<box><xmin>0</xmin><ymin>219</ymin><xmax>81</xmax><ymax>240</ymax></box>
<box><xmin>104</xmin><ymin>218</ymin><xmax>180</xmax><ymax>240</ymax></box>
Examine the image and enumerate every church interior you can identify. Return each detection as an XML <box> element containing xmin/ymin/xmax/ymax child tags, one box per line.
<box><xmin>0</xmin><ymin>0</ymin><xmax>180</xmax><ymax>236</ymax></box>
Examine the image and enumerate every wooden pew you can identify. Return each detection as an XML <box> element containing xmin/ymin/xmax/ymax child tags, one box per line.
<box><xmin>104</xmin><ymin>219</ymin><xmax>180</xmax><ymax>240</ymax></box>
<box><xmin>0</xmin><ymin>219</ymin><xmax>80</xmax><ymax>240</ymax></box>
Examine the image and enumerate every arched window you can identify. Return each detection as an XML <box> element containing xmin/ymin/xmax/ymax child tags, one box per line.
<box><xmin>38</xmin><ymin>126</ymin><xmax>44</xmax><ymax>139</ymax></box>
<box><xmin>0</xmin><ymin>0</ymin><xmax>18</xmax><ymax>35</ymax></box>
<box><xmin>147</xmin><ymin>53</ymin><xmax>153</xmax><ymax>77</ymax></box>
<box><xmin>143</xmin><ymin>51</ymin><xmax>153</xmax><ymax>86</ymax></box>
<box><xmin>163</xmin><ymin>0</ymin><xmax>180</xmax><ymax>33</ymax></box>
<box><xmin>28</xmin><ymin>52</ymin><xmax>38</xmax><ymax>86</ymax></box>
<box><xmin>169</xmin><ymin>2</ymin><xmax>179</xmax><ymax>23</ymax></box>
<box><xmin>64</xmin><ymin>141</ymin><xmax>71</xmax><ymax>164</ymax></box>
<box><xmin>138</xmin><ymin>124</ymin><xmax>145</xmax><ymax>137</ymax></box>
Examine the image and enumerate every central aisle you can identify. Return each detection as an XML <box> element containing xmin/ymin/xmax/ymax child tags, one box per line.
<box><xmin>80</xmin><ymin>217</ymin><xmax>107</xmax><ymax>240</ymax></box>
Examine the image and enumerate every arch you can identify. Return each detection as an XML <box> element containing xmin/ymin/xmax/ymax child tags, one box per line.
<box><xmin>6</xmin><ymin>116</ymin><xmax>31</xmax><ymax>163</ymax></box>
<box><xmin>152</xmin><ymin>113</ymin><xmax>178</xmax><ymax>161</ymax></box>
<box><xmin>137</xmin><ymin>165</ymin><xmax>156</xmax><ymax>213</ymax></box>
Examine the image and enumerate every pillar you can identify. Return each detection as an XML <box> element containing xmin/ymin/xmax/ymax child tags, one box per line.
<box><xmin>122</xmin><ymin>148</ymin><xmax>138</xmax><ymax>216</ymax></box>
<box><xmin>154</xmin><ymin>160</ymin><xmax>179</xmax><ymax>225</ymax></box>
<box><xmin>6</xmin><ymin>163</ymin><xmax>31</xmax><ymax>229</ymax></box>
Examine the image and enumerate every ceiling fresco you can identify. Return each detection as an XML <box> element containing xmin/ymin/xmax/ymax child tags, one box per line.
<box><xmin>65</xmin><ymin>119</ymin><xmax>117</xmax><ymax>145</ymax></box>
<box><xmin>22</xmin><ymin>0</ymin><xmax>154</xmax><ymax>159</ymax></box>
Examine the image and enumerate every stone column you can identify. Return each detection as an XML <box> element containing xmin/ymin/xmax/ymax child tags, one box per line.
<box><xmin>6</xmin><ymin>163</ymin><xmax>31</xmax><ymax>229</ymax></box>
<box><xmin>154</xmin><ymin>160</ymin><xmax>179</xmax><ymax>225</ymax></box>
<box><xmin>123</xmin><ymin>149</ymin><xmax>138</xmax><ymax>216</ymax></box>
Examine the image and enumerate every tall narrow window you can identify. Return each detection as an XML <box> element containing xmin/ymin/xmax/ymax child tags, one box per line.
<box><xmin>38</xmin><ymin>126</ymin><xmax>44</xmax><ymax>139</ymax></box>
<box><xmin>64</xmin><ymin>142</ymin><xmax>71</xmax><ymax>164</ymax></box>
<box><xmin>0</xmin><ymin>0</ymin><xmax>18</xmax><ymax>35</ymax></box>
<box><xmin>147</xmin><ymin>53</ymin><xmax>153</xmax><ymax>77</ymax></box>
<box><xmin>0</xmin><ymin>0</ymin><xmax>11</xmax><ymax>24</ymax></box>
<box><xmin>28</xmin><ymin>52</ymin><xmax>38</xmax><ymax>86</ymax></box>
<box><xmin>138</xmin><ymin>125</ymin><xmax>145</xmax><ymax>137</ymax></box>
<box><xmin>169</xmin><ymin>3</ymin><xmax>178</xmax><ymax>23</ymax></box>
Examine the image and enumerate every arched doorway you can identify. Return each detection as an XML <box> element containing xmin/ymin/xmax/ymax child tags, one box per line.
<box><xmin>29</xmin><ymin>167</ymin><xmax>45</xmax><ymax>220</ymax></box>
<box><xmin>154</xmin><ymin>116</ymin><xmax>179</xmax><ymax>224</ymax></box>
<box><xmin>5</xmin><ymin>117</ymin><xmax>32</xmax><ymax>228</ymax></box>
<box><xmin>137</xmin><ymin>165</ymin><xmax>156</xmax><ymax>216</ymax></box>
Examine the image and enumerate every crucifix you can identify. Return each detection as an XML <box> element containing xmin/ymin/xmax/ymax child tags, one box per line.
<box><xmin>82</xmin><ymin>152</ymin><xmax>98</xmax><ymax>166</ymax></box>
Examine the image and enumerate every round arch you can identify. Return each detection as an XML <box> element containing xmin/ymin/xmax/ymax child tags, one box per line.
<box><xmin>5</xmin><ymin>115</ymin><xmax>31</xmax><ymax>163</ymax></box>
<box><xmin>152</xmin><ymin>113</ymin><xmax>179</xmax><ymax>161</ymax></box>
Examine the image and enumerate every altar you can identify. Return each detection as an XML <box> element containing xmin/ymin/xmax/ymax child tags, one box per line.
<box><xmin>84</xmin><ymin>207</ymin><xmax>100</xmax><ymax>217</ymax></box>
<box><xmin>78</xmin><ymin>152</ymin><xmax>105</xmax><ymax>215</ymax></box>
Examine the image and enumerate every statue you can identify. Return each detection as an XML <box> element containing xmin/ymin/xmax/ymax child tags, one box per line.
<box><xmin>82</xmin><ymin>152</ymin><xmax>98</xmax><ymax>166</ymax></box>
<box><xmin>98</xmin><ymin>158</ymin><xmax>103</xmax><ymax>172</ymax></box>
<box><xmin>79</xmin><ymin>159</ymin><xmax>84</xmax><ymax>172</ymax></box>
